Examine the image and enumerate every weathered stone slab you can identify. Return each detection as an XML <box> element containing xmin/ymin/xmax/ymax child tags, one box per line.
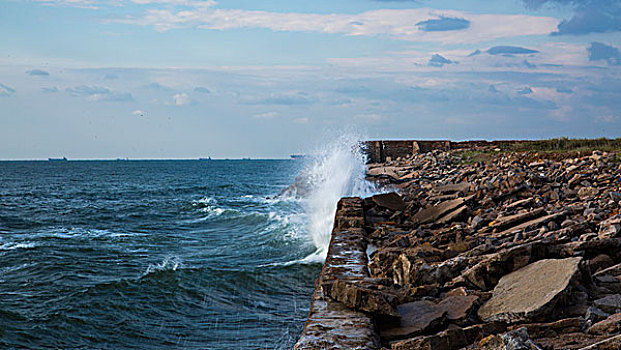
<box><xmin>590</xmin><ymin>313</ymin><xmax>621</xmax><ymax>335</ymax></box>
<box><xmin>578</xmin><ymin>334</ymin><xmax>621</xmax><ymax>350</ymax></box>
<box><xmin>494</xmin><ymin>211</ymin><xmax>567</xmax><ymax>237</ymax></box>
<box><xmin>433</xmin><ymin>182</ymin><xmax>471</xmax><ymax>195</ymax></box>
<box><xmin>379</xmin><ymin>300</ymin><xmax>447</xmax><ymax>340</ymax></box>
<box><xmin>390</xmin><ymin>327</ymin><xmax>469</xmax><ymax>350</ymax></box>
<box><xmin>489</xmin><ymin>208</ymin><xmax>545</xmax><ymax>230</ymax></box>
<box><xmin>437</xmin><ymin>295</ymin><xmax>479</xmax><ymax>324</ymax></box>
<box><xmin>412</xmin><ymin>196</ymin><xmax>473</xmax><ymax>225</ymax></box>
<box><xmin>371</xmin><ymin>192</ymin><xmax>406</xmax><ymax>212</ymax></box>
<box><xmin>478</xmin><ymin>257</ymin><xmax>582</xmax><ymax>323</ymax></box>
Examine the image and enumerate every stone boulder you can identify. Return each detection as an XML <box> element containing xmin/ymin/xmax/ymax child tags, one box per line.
<box><xmin>478</xmin><ymin>257</ymin><xmax>583</xmax><ymax>323</ymax></box>
<box><xmin>379</xmin><ymin>300</ymin><xmax>447</xmax><ymax>340</ymax></box>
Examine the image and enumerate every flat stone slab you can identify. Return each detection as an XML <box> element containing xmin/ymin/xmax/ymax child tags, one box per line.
<box><xmin>371</xmin><ymin>192</ymin><xmax>406</xmax><ymax>211</ymax></box>
<box><xmin>379</xmin><ymin>300</ymin><xmax>447</xmax><ymax>340</ymax></box>
<box><xmin>412</xmin><ymin>196</ymin><xmax>473</xmax><ymax>225</ymax></box>
<box><xmin>478</xmin><ymin>257</ymin><xmax>582</xmax><ymax>323</ymax></box>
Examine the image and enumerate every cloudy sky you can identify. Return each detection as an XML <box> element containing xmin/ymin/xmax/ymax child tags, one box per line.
<box><xmin>1</xmin><ymin>0</ymin><xmax>620</xmax><ymax>159</ymax></box>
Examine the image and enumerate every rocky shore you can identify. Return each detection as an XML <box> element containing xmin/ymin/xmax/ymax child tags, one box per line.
<box><xmin>295</xmin><ymin>140</ymin><xmax>621</xmax><ymax>350</ymax></box>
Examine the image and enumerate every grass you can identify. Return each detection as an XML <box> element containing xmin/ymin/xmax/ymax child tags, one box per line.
<box><xmin>507</xmin><ymin>137</ymin><xmax>621</xmax><ymax>153</ymax></box>
<box><xmin>452</xmin><ymin>138</ymin><xmax>621</xmax><ymax>164</ymax></box>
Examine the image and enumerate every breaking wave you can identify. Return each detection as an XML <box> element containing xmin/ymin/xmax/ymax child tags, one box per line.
<box><xmin>300</xmin><ymin>133</ymin><xmax>381</xmax><ymax>262</ymax></box>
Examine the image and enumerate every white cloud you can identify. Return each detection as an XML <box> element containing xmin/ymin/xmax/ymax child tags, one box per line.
<box><xmin>114</xmin><ymin>7</ymin><xmax>558</xmax><ymax>43</ymax></box>
<box><xmin>173</xmin><ymin>92</ymin><xmax>191</xmax><ymax>105</ymax></box>
<box><xmin>252</xmin><ymin>111</ymin><xmax>278</xmax><ymax>120</ymax></box>
<box><xmin>293</xmin><ymin>117</ymin><xmax>308</xmax><ymax>124</ymax></box>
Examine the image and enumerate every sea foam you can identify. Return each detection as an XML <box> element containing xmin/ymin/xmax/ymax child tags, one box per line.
<box><xmin>302</xmin><ymin>134</ymin><xmax>381</xmax><ymax>262</ymax></box>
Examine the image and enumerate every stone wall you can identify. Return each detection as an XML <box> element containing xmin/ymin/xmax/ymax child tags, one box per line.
<box><xmin>364</xmin><ymin>140</ymin><xmax>527</xmax><ymax>163</ymax></box>
<box><xmin>293</xmin><ymin>197</ymin><xmax>380</xmax><ymax>350</ymax></box>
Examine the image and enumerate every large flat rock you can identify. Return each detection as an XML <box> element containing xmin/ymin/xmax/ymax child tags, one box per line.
<box><xmin>478</xmin><ymin>257</ymin><xmax>582</xmax><ymax>323</ymax></box>
<box><xmin>379</xmin><ymin>300</ymin><xmax>447</xmax><ymax>340</ymax></box>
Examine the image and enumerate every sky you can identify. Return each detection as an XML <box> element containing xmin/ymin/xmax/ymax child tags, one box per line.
<box><xmin>1</xmin><ymin>0</ymin><xmax>620</xmax><ymax>159</ymax></box>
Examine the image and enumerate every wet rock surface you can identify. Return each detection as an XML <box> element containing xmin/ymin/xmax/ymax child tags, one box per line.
<box><xmin>296</xmin><ymin>144</ymin><xmax>621</xmax><ymax>349</ymax></box>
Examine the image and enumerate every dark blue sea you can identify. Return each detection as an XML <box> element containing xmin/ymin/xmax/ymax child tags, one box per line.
<box><xmin>0</xmin><ymin>160</ymin><xmax>321</xmax><ymax>349</ymax></box>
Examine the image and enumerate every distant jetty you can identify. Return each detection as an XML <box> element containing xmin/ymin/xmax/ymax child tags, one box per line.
<box><xmin>48</xmin><ymin>157</ymin><xmax>67</xmax><ymax>162</ymax></box>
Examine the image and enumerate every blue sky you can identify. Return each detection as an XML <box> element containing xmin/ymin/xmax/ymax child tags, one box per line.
<box><xmin>1</xmin><ymin>0</ymin><xmax>620</xmax><ymax>159</ymax></box>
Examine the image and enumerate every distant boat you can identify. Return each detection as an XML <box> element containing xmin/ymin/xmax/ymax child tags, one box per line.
<box><xmin>48</xmin><ymin>157</ymin><xmax>67</xmax><ymax>162</ymax></box>
<box><xmin>199</xmin><ymin>157</ymin><xmax>212</xmax><ymax>161</ymax></box>
<box><xmin>290</xmin><ymin>154</ymin><xmax>307</xmax><ymax>160</ymax></box>
<box><xmin>242</xmin><ymin>157</ymin><xmax>251</xmax><ymax>160</ymax></box>
<box><xmin>116</xmin><ymin>158</ymin><xmax>129</xmax><ymax>161</ymax></box>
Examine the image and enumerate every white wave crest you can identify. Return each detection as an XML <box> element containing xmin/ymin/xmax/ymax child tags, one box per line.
<box><xmin>303</xmin><ymin>133</ymin><xmax>381</xmax><ymax>260</ymax></box>
<box><xmin>0</xmin><ymin>242</ymin><xmax>36</xmax><ymax>251</ymax></box>
<box><xmin>143</xmin><ymin>256</ymin><xmax>183</xmax><ymax>276</ymax></box>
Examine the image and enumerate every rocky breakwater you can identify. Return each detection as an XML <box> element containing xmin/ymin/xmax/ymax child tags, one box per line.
<box><xmin>296</xmin><ymin>145</ymin><xmax>621</xmax><ymax>349</ymax></box>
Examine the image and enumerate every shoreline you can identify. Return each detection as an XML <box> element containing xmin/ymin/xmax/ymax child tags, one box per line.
<box><xmin>295</xmin><ymin>139</ymin><xmax>621</xmax><ymax>349</ymax></box>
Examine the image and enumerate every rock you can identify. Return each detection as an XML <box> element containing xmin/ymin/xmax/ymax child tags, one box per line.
<box><xmin>590</xmin><ymin>254</ymin><xmax>616</xmax><ymax>274</ymax></box>
<box><xmin>599</xmin><ymin>215</ymin><xmax>621</xmax><ymax>239</ymax></box>
<box><xmin>478</xmin><ymin>257</ymin><xmax>583</xmax><ymax>323</ymax></box>
<box><xmin>390</xmin><ymin>328</ymin><xmax>469</xmax><ymax>350</ymax></box>
<box><xmin>586</xmin><ymin>307</ymin><xmax>611</xmax><ymax>324</ymax></box>
<box><xmin>578</xmin><ymin>187</ymin><xmax>599</xmax><ymax>200</ymax></box>
<box><xmin>412</xmin><ymin>196</ymin><xmax>473</xmax><ymax>225</ymax></box>
<box><xmin>595</xmin><ymin>263</ymin><xmax>621</xmax><ymax>278</ymax></box>
<box><xmin>577</xmin><ymin>334</ymin><xmax>621</xmax><ymax>349</ymax></box>
<box><xmin>590</xmin><ymin>313</ymin><xmax>621</xmax><ymax>335</ymax></box>
<box><xmin>510</xmin><ymin>318</ymin><xmax>584</xmax><ymax>338</ymax></box>
<box><xmin>322</xmin><ymin>279</ymin><xmax>400</xmax><ymax>317</ymax></box>
<box><xmin>489</xmin><ymin>208</ymin><xmax>546</xmax><ymax>230</ymax></box>
<box><xmin>437</xmin><ymin>205</ymin><xmax>469</xmax><ymax>225</ymax></box>
<box><xmin>594</xmin><ymin>295</ymin><xmax>621</xmax><ymax>314</ymax></box>
<box><xmin>379</xmin><ymin>300</ymin><xmax>447</xmax><ymax>340</ymax></box>
<box><xmin>437</xmin><ymin>295</ymin><xmax>479</xmax><ymax>324</ymax></box>
<box><xmin>434</xmin><ymin>182</ymin><xmax>471</xmax><ymax>195</ymax></box>
<box><xmin>371</xmin><ymin>192</ymin><xmax>407</xmax><ymax>212</ymax></box>
<box><xmin>506</xmin><ymin>198</ymin><xmax>534</xmax><ymax>210</ymax></box>
<box><xmin>477</xmin><ymin>328</ymin><xmax>540</xmax><ymax>350</ymax></box>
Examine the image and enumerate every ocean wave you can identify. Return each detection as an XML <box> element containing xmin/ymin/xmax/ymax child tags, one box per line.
<box><xmin>141</xmin><ymin>256</ymin><xmax>183</xmax><ymax>277</ymax></box>
<box><xmin>0</xmin><ymin>242</ymin><xmax>36</xmax><ymax>251</ymax></box>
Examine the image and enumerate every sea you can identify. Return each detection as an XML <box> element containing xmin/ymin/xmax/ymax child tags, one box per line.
<box><xmin>0</xmin><ymin>138</ymin><xmax>379</xmax><ymax>349</ymax></box>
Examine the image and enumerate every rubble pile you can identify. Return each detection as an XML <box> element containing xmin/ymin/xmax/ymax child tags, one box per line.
<box><xmin>297</xmin><ymin>147</ymin><xmax>621</xmax><ymax>350</ymax></box>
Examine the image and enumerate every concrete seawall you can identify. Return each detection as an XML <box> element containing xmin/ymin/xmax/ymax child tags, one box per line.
<box><xmin>293</xmin><ymin>197</ymin><xmax>379</xmax><ymax>350</ymax></box>
<box><xmin>363</xmin><ymin>140</ymin><xmax>530</xmax><ymax>163</ymax></box>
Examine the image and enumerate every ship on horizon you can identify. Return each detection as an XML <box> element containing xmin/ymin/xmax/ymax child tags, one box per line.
<box><xmin>290</xmin><ymin>154</ymin><xmax>307</xmax><ymax>160</ymax></box>
<box><xmin>48</xmin><ymin>157</ymin><xmax>68</xmax><ymax>162</ymax></box>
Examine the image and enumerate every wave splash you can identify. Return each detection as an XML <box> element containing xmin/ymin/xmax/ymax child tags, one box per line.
<box><xmin>302</xmin><ymin>134</ymin><xmax>381</xmax><ymax>262</ymax></box>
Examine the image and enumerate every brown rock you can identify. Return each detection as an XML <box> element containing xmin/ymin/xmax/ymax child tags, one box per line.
<box><xmin>434</xmin><ymin>182</ymin><xmax>471</xmax><ymax>195</ymax></box>
<box><xmin>590</xmin><ymin>313</ymin><xmax>621</xmax><ymax>335</ymax></box>
<box><xmin>510</xmin><ymin>318</ymin><xmax>584</xmax><ymax>338</ymax></box>
<box><xmin>437</xmin><ymin>295</ymin><xmax>479</xmax><ymax>324</ymax></box>
<box><xmin>577</xmin><ymin>334</ymin><xmax>621</xmax><ymax>349</ymax></box>
<box><xmin>322</xmin><ymin>279</ymin><xmax>400</xmax><ymax>317</ymax></box>
<box><xmin>478</xmin><ymin>257</ymin><xmax>583</xmax><ymax>323</ymax></box>
<box><xmin>372</xmin><ymin>192</ymin><xmax>407</xmax><ymax>212</ymax></box>
<box><xmin>590</xmin><ymin>254</ymin><xmax>616</xmax><ymax>274</ymax></box>
<box><xmin>489</xmin><ymin>208</ymin><xmax>546</xmax><ymax>230</ymax></box>
<box><xmin>412</xmin><ymin>196</ymin><xmax>473</xmax><ymax>225</ymax></box>
<box><xmin>390</xmin><ymin>328</ymin><xmax>468</xmax><ymax>350</ymax></box>
<box><xmin>379</xmin><ymin>300</ymin><xmax>447</xmax><ymax>340</ymax></box>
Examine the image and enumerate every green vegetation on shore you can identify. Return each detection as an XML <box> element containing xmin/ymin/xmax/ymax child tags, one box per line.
<box><xmin>454</xmin><ymin>137</ymin><xmax>621</xmax><ymax>164</ymax></box>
